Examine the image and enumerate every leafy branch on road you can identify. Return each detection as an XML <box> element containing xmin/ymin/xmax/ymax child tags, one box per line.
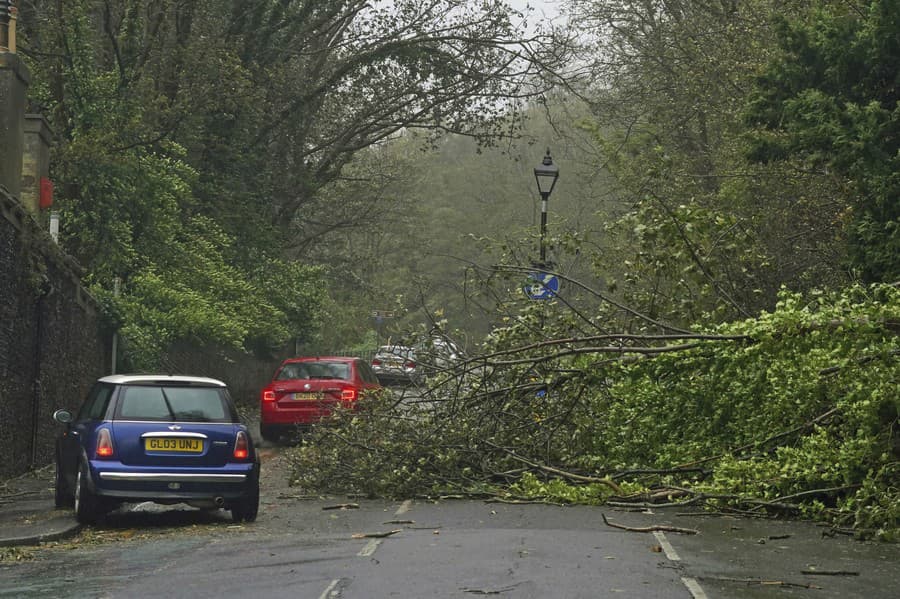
<box><xmin>288</xmin><ymin>284</ymin><xmax>899</xmax><ymax>539</ymax></box>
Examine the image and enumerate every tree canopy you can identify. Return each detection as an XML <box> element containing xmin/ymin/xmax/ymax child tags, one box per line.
<box><xmin>17</xmin><ymin>0</ymin><xmax>568</xmax><ymax>364</ymax></box>
<box><xmin>746</xmin><ymin>0</ymin><xmax>900</xmax><ymax>282</ymax></box>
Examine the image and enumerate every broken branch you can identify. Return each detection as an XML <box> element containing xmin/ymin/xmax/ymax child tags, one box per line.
<box><xmin>601</xmin><ymin>513</ymin><xmax>699</xmax><ymax>535</ymax></box>
<box><xmin>351</xmin><ymin>529</ymin><xmax>402</xmax><ymax>539</ymax></box>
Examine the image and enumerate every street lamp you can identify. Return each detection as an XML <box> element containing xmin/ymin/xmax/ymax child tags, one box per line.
<box><xmin>533</xmin><ymin>148</ymin><xmax>559</xmax><ymax>266</ymax></box>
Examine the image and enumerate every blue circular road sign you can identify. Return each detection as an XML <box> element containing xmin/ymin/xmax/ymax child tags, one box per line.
<box><xmin>523</xmin><ymin>272</ymin><xmax>559</xmax><ymax>300</ymax></box>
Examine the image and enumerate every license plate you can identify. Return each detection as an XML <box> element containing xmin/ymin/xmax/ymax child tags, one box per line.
<box><xmin>293</xmin><ymin>392</ymin><xmax>323</xmax><ymax>400</ymax></box>
<box><xmin>145</xmin><ymin>438</ymin><xmax>203</xmax><ymax>453</ymax></box>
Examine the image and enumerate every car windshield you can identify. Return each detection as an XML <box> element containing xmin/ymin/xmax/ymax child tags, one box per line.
<box><xmin>118</xmin><ymin>385</ymin><xmax>230</xmax><ymax>422</ymax></box>
<box><xmin>277</xmin><ymin>362</ymin><xmax>350</xmax><ymax>381</ymax></box>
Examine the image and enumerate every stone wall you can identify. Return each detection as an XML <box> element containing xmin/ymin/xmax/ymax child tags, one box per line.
<box><xmin>0</xmin><ymin>188</ymin><xmax>108</xmax><ymax>478</ymax></box>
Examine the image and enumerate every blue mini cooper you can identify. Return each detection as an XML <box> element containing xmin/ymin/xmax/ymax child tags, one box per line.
<box><xmin>53</xmin><ymin>374</ymin><xmax>260</xmax><ymax>524</ymax></box>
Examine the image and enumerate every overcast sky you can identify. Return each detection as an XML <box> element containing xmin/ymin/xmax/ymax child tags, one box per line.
<box><xmin>508</xmin><ymin>0</ymin><xmax>564</xmax><ymax>25</ymax></box>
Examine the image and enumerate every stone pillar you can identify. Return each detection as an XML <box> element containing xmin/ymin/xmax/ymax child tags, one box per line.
<box><xmin>0</xmin><ymin>52</ymin><xmax>29</xmax><ymax>199</ymax></box>
<box><xmin>20</xmin><ymin>114</ymin><xmax>52</xmax><ymax>214</ymax></box>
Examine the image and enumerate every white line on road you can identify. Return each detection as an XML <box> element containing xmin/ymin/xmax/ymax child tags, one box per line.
<box><xmin>395</xmin><ymin>499</ymin><xmax>412</xmax><ymax>515</ymax></box>
<box><xmin>356</xmin><ymin>500</ymin><xmax>412</xmax><ymax>558</ymax></box>
<box><xmin>318</xmin><ymin>578</ymin><xmax>341</xmax><ymax>599</ymax></box>
<box><xmin>358</xmin><ymin>539</ymin><xmax>381</xmax><ymax>556</ymax></box>
<box><xmin>654</xmin><ymin>531</ymin><xmax>709</xmax><ymax>599</ymax></box>
<box><xmin>681</xmin><ymin>577</ymin><xmax>709</xmax><ymax>599</ymax></box>
<box><xmin>652</xmin><ymin>531</ymin><xmax>681</xmax><ymax>561</ymax></box>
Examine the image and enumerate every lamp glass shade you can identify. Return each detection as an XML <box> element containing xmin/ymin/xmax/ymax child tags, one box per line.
<box><xmin>534</xmin><ymin>151</ymin><xmax>559</xmax><ymax>196</ymax></box>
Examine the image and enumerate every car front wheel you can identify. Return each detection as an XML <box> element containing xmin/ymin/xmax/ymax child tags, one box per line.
<box><xmin>74</xmin><ymin>461</ymin><xmax>100</xmax><ymax>524</ymax></box>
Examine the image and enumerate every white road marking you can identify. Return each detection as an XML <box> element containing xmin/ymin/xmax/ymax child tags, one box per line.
<box><xmin>395</xmin><ymin>499</ymin><xmax>412</xmax><ymax>515</ymax></box>
<box><xmin>318</xmin><ymin>578</ymin><xmax>341</xmax><ymax>599</ymax></box>
<box><xmin>653</xmin><ymin>531</ymin><xmax>710</xmax><ymax>599</ymax></box>
<box><xmin>652</xmin><ymin>530</ymin><xmax>681</xmax><ymax>561</ymax></box>
<box><xmin>357</xmin><ymin>539</ymin><xmax>381</xmax><ymax>556</ymax></box>
<box><xmin>681</xmin><ymin>577</ymin><xmax>709</xmax><ymax>599</ymax></box>
<box><xmin>356</xmin><ymin>500</ymin><xmax>411</xmax><ymax>558</ymax></box>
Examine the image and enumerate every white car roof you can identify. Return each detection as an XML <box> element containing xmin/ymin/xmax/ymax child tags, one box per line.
<box><xmin>97</xmin><ymin>374</ymin><xmax>227</xmax><ymax>387</ymax></box>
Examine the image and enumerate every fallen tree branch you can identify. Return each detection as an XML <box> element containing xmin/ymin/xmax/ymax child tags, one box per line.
<box><xmin>323</xmin><ymin>503</ymin><xmax>360</xmax><ymax>510</ymax></box>
<box><xmin>609</xmin><ymin>488</ymin><xmax>691</xmax><ymax>503</ymax></box>
<box><xmin>698</xmin><ymin>576</ymin><xmax>822</xmax><ymax>589</ymax></box>
<box><xmin>488</xmin><ymin>443</ymin><xmax>622</xmax><ymax>493</ymax></box>
<box><xmin>351</xmin><ymin>529</ymin><xmax>402</xmax><ymax>539</ymax></box>
<box><xmin>485</xmin><ymin>497</ymin><xmax>567</xmax><ymax>507</ymax></box>
<box><xmin>675</xmin><ymin>406</ymin><xmax>841</xmax><ymax>468</ymax></box>
<box><xmin>763</xmin><ymin>484</ymin><xmax>860</xmax><ymax>506</ymax></box>
<box><xmin>601</xmin><ymin>513</ymin><xmax>699</xmax><ymax>535</ymax></box>
<box><xmin>610</xmin><ymin>467</ymin><xmax>707</xmax><ymax>480</ymax></box>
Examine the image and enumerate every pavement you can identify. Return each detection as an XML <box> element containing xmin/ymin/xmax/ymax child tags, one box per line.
<box><xmin>0</xmin><ymin>465</ymin><xmax>82</xmax><ymax>548</ymax></box>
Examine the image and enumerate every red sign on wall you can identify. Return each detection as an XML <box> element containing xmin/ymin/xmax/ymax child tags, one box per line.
<box><xmin>39</xmin><ymin>177</ymin><xmax>53</xmax><ymax>209</ymax></box>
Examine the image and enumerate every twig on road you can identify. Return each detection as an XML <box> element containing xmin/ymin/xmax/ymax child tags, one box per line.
<box><xmin>699</xmin><ymin>576</ymin><xmax>822</xmax><ymax>589</ymax></box>
<box><xmin>351</xmin><ymin>529</ymin><xmax>402</xmax><ymax>539</ymax></box>
<box><xmin>601</xmin><ymin>513</ymin><xmax>699</xmax><ymax>535</ymax></box>
<box><xmin>323</xmin><ymin>503</ymin><xmax>359</xmax><ymax>510</ymax></box>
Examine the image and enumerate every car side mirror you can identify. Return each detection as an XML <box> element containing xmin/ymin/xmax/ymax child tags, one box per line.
<box><xmin>53</xmin><ymin>409</ymin><xmax>73</xmax><ymax>424</ymax></box>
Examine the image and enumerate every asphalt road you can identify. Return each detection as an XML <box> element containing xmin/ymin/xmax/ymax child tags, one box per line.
<box><xmin>1</xmin><ymin>448</ymin><xmax>897</xmax><ymax>599</ymax></box>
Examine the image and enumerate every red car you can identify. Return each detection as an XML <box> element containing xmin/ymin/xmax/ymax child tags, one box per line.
<box><xmin>259</xmin><ymin>356</ymin><xmax>381</xmax><ymax>442</ymax></box>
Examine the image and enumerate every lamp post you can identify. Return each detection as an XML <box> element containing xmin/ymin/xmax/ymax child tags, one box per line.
<box><xmin>533</xmin><ymin>148</ymin><xmax>559</xmax><ymax>266</ymax></box>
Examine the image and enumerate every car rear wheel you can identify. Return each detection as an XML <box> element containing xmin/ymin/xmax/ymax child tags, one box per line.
<box><xmin>54</xmin><ymin>458</ymin><xmax>74</xmax><ymax>508</ymax></box>
<box><xmin>74</xmin><ymin>461</ymin><xmax>101</xmax><ymax>524</ymax></box>
<box><xmin>231</xmin><ymin>470</ymin><xmax>260</xmax><ymax>523</ymax></box>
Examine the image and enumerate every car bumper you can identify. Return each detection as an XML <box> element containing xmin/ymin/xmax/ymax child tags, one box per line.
<box><xmin>89</xmin><ymin>461</ymin><xmax>257</xmax><ymax>501</ymax></box>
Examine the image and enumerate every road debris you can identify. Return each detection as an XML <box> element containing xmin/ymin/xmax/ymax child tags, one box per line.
<box><xmin>701</xmin><ymin>576</ymin><xmax>822</xmax><ymax>589</ymax></box>
<box><xmin>323</xmin><ymin>503</ymin><xmax>360</xmax><ymax>510</ymax></box>
<box><xmin>351</xmin><ymin>529</ymin><xmax>402</xmax><ymax>539</ymax></box>
<box><xmin>601</xmin><ymin>513</ymin><xmax>699</xmax><ymax>535</ymax></box>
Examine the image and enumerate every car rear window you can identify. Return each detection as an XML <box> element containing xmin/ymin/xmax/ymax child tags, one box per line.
<box><xmin>117</xmin><ymin>385</ymin><xmax>230</xmax><ymax>422</ymax></box>
<box><xmin>277</xmin><ymin>362</ymin><xmax>350</xmax><ymax>380</ymax></box>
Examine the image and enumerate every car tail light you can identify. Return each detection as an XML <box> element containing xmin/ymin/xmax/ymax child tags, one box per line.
<box><xmin>371</xmin><ymin>359</ymin><xmax>382</xmax><ymax>366</ymax></box>
<box><xmin>95</xmin><ymin>428</ymin><xmax>114</xmax><ymax>459</ymax></box>
<box><xmin>341</xmin><ymin>388</ymin><xmax>358</xmax><ymax>401</ymax></box>
<box><xmin>233</xmin><ymin>431</ymin><xmax>250</xmax><ymax>460</ymax></box>
<box><xmin>405</xmin><ymin>361</ymin><xmax>416</xmax><ymax>370</ymax></box>
<box><xmin>262</xmin><ymin>389</ymin><xmax>275</xmax><ymax>402</ymax></box>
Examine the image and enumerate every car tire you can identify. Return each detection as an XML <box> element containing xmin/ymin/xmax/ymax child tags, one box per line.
<box><xmin>74</xmin><ymin>461</ymin><xmax>100</xmax><ymax>525</ymax></box>
<box><xmin>259</xmin><ymin>424</ymin><xmax>279</xmax><ymax>444</ymax></box>
<box><xmin>231</xmin><ymin>468</ymin><xmax>260</xmax><ymax>523</ymax></box>
<box><xmin>54</xmin><ymin>458</ymin><xmax>74</xmax><ymax>508</ymax></box>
